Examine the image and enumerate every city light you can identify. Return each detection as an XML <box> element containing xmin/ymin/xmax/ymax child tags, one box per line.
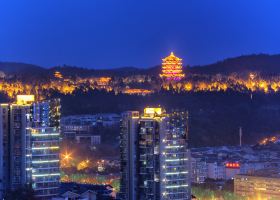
<box><xmin>62</xmin><ymin>152</ymin><xmax>72</xmax><ymax>161</ymax></box>
<box><xmin>16</xmin><ymin>95</ymin><xmax>35</xmax><ymax>105</ymax></box>
<box><xmin>225</xmin><ymin>162</ymin><xmax>240</xmax><ymax>168</ymax></box>
<box><xmin>144</xmin><ymin>107</ymin><xmax>162</xmax><ymax>115</ymax></box>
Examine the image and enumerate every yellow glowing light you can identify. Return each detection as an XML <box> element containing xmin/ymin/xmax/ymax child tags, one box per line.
<box><xmin>54</xmin><ymin>71</ymin><xmax>63</xmax><ymax>79</ymax></box>
<box><xmin>77</xmin><ymin>159</ymin><xmax>90</xmax><ymax>171</ymax></box>
<box><xmin>16</xmin><ymin>95</ymin><xmax>35</xmax><ymax>105</ymax></box>
<box><xmin>159</xmin><ymin>52</ymin><xmax>185</xmax><ymax>81</ymax></box>
<box><xmin>123</xmin><ymin>88</ymin><xmax>153</xmax><ymax>95</ymax></box>
<box><xmin>144</xmin><ymin>107</ymin><xmax>162</xmax><ymax>115</ymax></box>
<box><xmin>62</xmin><ymin>151</ymin><xmax>72</xmax><ymax>161</ymax></box>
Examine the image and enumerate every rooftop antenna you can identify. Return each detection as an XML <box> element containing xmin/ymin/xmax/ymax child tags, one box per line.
<box><xmin>239</xmin><ymin>127</ymin><xmax>242</xmax><ymax>147</ymax></box>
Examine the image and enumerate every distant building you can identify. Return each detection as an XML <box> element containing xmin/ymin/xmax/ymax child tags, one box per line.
<box><xmin>239</xmin><ymin>161</ymin><xmax>267</xmax><ymax>174</ymax></box>
<box><xmin>0</xmin><ymin>95</ymin><xmax>61</xmax><ymax>199</ymax></box>
<box><xmin>76</xmin><ymin>134</ymin><xmax>101</xmax><ymax>146</ymax></box>
<box><xmin>191</xmin><ymin>156</ymin><xmax>207</xmax><ymax>184</ymax></box>
<box><xmin>190</xmin><ymin>145</ymin><xmax>280</xmax><ymax>183</ymax></box>
<box><xmin>53</xmin><ymin>182</ymin><xmax>115</xmax><ymax>200</ymax></box>
<box><xmin>234</xmin><ymin>168</ymin><xmax>280</xmax><ymax>199</ymax></box>
<box><xmin>61</xmin><ymin>114</ymin><xmax>120</xmax><ymax>127</ymax></box>
<box><xmin>54</xmin><ymin>71</ymin><xmax>63</xmax><ymax>79</ymax></box>
<box><xmin>225</xmin><ymin>162</ymin><xmax>240</xmax><ymax>180</ymax></box>
<box><xmin>61</xmin><ymin>114</ymin><xmax>120</xmax><ymax>146</ymax></box>
<box><xmin>159</xmin><ymin>52</ymin><xmax>185</xmax><ymax>81</ymax></box>
<box><xmin>207</xmin><ymin>162</ymin><xmax>226</xmax><ymax>180</ymax></box>
<box><xmin>120</xmin><ymin>107</ymin><xmax>191</xmax><ymax>200</ymax></box>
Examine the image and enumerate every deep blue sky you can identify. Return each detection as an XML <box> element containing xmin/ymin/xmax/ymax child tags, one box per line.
<box><xmin>1</xmin><ymin>0</ymin><xmax>280</xmax><ymax>69</ymax></box>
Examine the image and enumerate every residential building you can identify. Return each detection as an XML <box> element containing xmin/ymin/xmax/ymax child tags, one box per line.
<box><xmin>190</xmin><ymin>145</ymin><xmax>280</xmax><ymax>183</ymax></box>
<box><xmin>120</xmin><ymin>107</ymin><xmax>191</xmax><ymax>200</ymax></box>
<box><xmin>225</xmin><ymin>162</ymin><xmax>240</xmax><ymax>180</ymax></box>
<box><xmin>191</xmin><ymin>156</ymin><xmax>207</xmax><ymax>184</ymax></box>
<box><xmin>52</xmin><ymin>182</ymin><xmax>115</xmax><ymax>200</ymax></box>
<box><xmin>0</xmin><ymin>95</ymin><xmax>61</xmax><ymax>199</ymax></box>
<box><xmin>207</xmin><ymin>162</ymin><xmax>226</xmax><ymax>180</ymax></box>
<box><xmin>61</xmin><ymin>114</ymin><xmax>120</xmax><ymax>145</ymax></box>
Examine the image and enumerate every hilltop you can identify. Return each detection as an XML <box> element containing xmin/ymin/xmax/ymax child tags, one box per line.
<box><xmin>1</xmin><ymin>54</ymin><xmax>280</xmax><ymax>79</ymax></box>
<box><xmin>1</xmin><ymin>54</ymin><xmax>280</xmax><ymax>147</ymax></box>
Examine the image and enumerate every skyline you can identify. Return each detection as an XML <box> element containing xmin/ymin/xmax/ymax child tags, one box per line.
<box><xmin>0</xmin><ymin>0</ymin><xmax>280</xmax><ymax>69</ymax></box>
<box><xmin>1</xmin><ymin>1</ymin><xmax>280</xmax><ymax>199</ymax></box>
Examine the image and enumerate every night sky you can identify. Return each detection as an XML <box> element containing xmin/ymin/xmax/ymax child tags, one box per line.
<box><xmin>1</xmin><ymin>0</ymin><xmax>280</xmax><ymax>69</ymax></box>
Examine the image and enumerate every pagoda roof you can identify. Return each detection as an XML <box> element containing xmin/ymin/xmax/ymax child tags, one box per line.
<box><xmin>162</xmin><ymin>52</ymin><xmax>182</xmax><ymax>62</ymax></box>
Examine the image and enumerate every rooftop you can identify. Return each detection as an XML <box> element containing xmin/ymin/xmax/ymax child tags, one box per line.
<box><xmin>239</xmin><ymin>168</ymin><xmax>280</xmax><ymax>178</ymax></box>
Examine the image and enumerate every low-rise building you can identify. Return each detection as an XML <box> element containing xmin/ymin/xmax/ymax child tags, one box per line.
<box><xmin>234</xmin><ymin>168</ymin><xmax>280</xmax><ymax>200</ymax></box>
<box><xmin>53</xmin><ymin>182</ymin><xmax>115</xmax><ymax>200</ymax></box>
<box><xmin>61</xmin><ymin>114</ymin><xmax>121</xmax><ymax>146</ymax></box>
<box><xmin>207</xmin><ymin>162</ymin><xmax>226</xmax><ymax>180</ymax></box>
<box><xmin>191</xmin><ymin>144</ymin><xmax>280</xmax><ymax>183</ymax></box>
<box><xmin>191</xmin><ymin>156</ymin><xmax>207</xmax><ymax>183</ymax></box>
<box><xmin>225</xmin><ymin>162</ymin><xmax>240</xmax><ymax>180</ymax></box>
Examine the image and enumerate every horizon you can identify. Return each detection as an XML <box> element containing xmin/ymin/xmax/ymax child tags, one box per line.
<box><xmin>1</xmin><ymin>0</ymin><xmax>280</xmax><ymax>69</ymax></box>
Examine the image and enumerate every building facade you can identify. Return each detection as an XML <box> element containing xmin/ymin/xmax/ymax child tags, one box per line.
<box><xmin>0</xmin><ymin>95</ymin><xmax>61</xmax><ymax>199</ymax></box>
<box><xmin>191</xmin><ymin>156</ymin><xmax>207</xmax><ymax>184</ymax></box>
<box><xmin>207</xmin><ymin>162</ymin><xmax>226</xmax><ymax>180</ymax></box>
<box><xmin>120</xmin><ymin>108</ymin><xmax>191</xmax><ymax>200</ymax></box>
<box><xmin>234</xmin><ymin>168</ymin><xmax>280</xmax><ymax>200</ymax></box>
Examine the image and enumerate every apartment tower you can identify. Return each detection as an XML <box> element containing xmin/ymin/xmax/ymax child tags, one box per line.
<box><xmin>0</xmin><ymin>95</ymin><xmax>61</xmax><ymax>199</ymax></box>
<box><xmin>120</xmin><ymin>107</ymin><xmax>191</xmax><ymax>200</ymax></box>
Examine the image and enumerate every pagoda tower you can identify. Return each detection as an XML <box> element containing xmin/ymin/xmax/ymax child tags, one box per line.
<box><xmin>159</xmin><ymin>52</ymin><xmax>185</xmax><ymax>81</ymax></box>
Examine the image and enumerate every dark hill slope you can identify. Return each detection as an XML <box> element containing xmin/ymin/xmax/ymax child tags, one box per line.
<box><xmin>188</xmin><ymin>54</ymin><xmax>280</xmax><ymax>75</ymax></box>
<box><xmin>1</xmin><ymin>54</ymin><xmax>280</xmax><ymax>79</ymax></box>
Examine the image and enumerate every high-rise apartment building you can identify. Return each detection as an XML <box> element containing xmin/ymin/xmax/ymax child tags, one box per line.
<box><xmin>120</xmin><ymin>107</ymin><xmax>191</xmax><ymax>200</ymax></box>
<box><xmin>0</xmin><ymin>95</ymin><xmax>61</xmax><ymax>199</ymax></box>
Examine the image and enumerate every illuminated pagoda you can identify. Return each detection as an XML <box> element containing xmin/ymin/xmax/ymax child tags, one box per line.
<box><xmin>160</xmin><ymin>52</ymin><xmax>185</xmax><ymax>81</ymax></box>
<box><xmin>54</xmin><ymin>71</ymin><xmax>63</xmax><ymax>79</ymax></box>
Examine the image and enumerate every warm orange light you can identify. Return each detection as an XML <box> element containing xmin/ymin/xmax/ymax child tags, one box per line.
<box><xmin>54</xmin><ymin>71</ymin><xmax>63</xmax><ymax>79</ymax></box>
<box><xmin>123</xmin><ymin>88</ymin><xmax>153</xmax><ymax>95</ymax></box>
<box><xmin>16</xmin><ymin>95</ymin><xmax>35</xmax><ymax>105</ymax></box>
<box><xmin>144</xmin><ymin>107</ymin><xmax>162</xmax><ymax>115</ymax></box>
<box><xmin>159</xmin><ymin>52</ymin><xmax>185</xmax><ymax>81</ymax></box>
<box><xmin>62</xmin><ymin>151</ymin><xmax>72</xmax><ymax>161</ymax></box>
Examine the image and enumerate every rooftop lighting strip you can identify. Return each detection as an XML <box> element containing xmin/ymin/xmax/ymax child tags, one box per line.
<box><xmin>163</xmin><ymin>178</ymin><xmax>187</xmax><ymax>182</ymax></box>
<box><xmin>165</xmin><ymin>145</ymin><xmax>185</xmax><ymax>149</ymax></box>
<box><xmin>32</xmin><ymin>146</ymin><xmax>59</xmax><ymax>150</ymax></box>
<box><xmin>32</xmin><ymin>173</ymin><xmax>60</xmax><ymax>177</ymax></box>
<box><xmin>163</xmin><ymin>191</ymin><xmax>189</xmax><ymax>195</ymax></box>
<box><xmin>162</xmin><ymin>152</ymin><xmax>188</xmax><ymax>155</ymax></box>
<box><xmin>165</xmin><ymin>158</ymin><xmax>188</xmax><ymax>162</ymax></box>
<box><xmin>32</xmin><ymin>160</ymin><xmax>59</xmax><ymax>163</ymax></box>
<box><xmin>165</xmin><ymin>184</ymin><xmax>189</xmax><ymax>189</ymax></box>
<box><xmin>31</xmin><ymin>133</ymin><xmax>60</xmax><ymax>137</ymax></box>
<box><xmin>165</xmin><ymin>171</ymin><xmax>188</xmax><ymax>175</ymax></box>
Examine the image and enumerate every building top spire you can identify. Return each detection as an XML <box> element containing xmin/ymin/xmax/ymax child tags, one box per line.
<box><xmin>162</xmin><ymin>52</ymin><xmax>182</xmax><ymax>62</ymax></box>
